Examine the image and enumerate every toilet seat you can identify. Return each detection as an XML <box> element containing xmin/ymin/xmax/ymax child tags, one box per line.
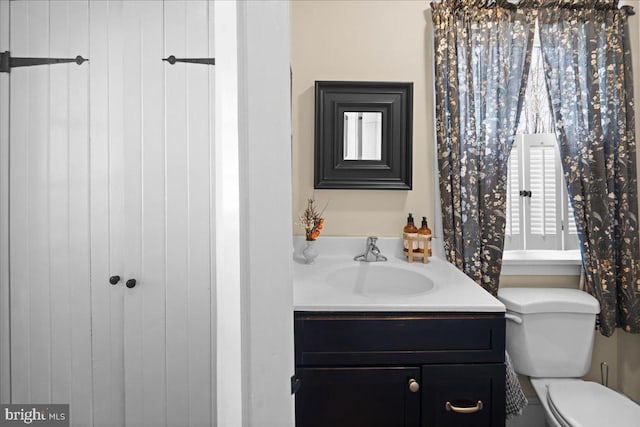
<box><xmin>547</xmin><ymin>393</ymin><xmax>571</xmax><ymax>427</ymax></box>
<box><xmin>547</xmin><ymin>381</ymin><xmax>640</xmax><ymax>427</ymax></box>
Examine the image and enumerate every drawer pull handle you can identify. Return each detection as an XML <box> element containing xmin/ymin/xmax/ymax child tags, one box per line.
<box><xmin>445</xmin><ymin>400</ymin><xmax>483</xmax><ymax>414</ymax></box>
<box><xmin>408</xmin><ymin>379</ymin><xmax>420</xmax><ymax>393</ymax></box>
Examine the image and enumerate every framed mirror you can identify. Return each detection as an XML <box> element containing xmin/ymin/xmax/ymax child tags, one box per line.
<box><xmin>314</xmin><ymin>81</ymin><xmax>413</xmax><ymax>189</ymax></box>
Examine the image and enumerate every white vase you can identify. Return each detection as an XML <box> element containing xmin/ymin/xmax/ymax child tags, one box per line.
<box><xmin>302</xmin><ymin>240</ymin><xmax>319</xmax><ymax>264</ymax></box>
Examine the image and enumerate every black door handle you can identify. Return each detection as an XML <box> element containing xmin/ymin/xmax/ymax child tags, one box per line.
<box><xmin>109</xmin><ymin>275</ymin><xmax>121</xmax><ymax>285</ymax></box>
<box><xmin>126</xmin><ymin>279</ymin><xmax>137</xmax><ymax>289</ymax></box>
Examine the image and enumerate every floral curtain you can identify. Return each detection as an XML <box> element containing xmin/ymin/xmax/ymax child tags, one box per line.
<box><xmin>538</xmin><ymin>0</ymin><xmax>639</xmax><ymax>336</ymax></box>
<box><xmin>431</xmin><ymin>0</ymin><xmax>536</xmax><ymax>296</ymax></box>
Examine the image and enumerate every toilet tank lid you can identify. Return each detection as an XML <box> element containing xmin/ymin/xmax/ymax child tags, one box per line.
<box><xmin>497</xmin><ymin>288</ymin><xmax>600</xmax><ymax>314</ymax></box>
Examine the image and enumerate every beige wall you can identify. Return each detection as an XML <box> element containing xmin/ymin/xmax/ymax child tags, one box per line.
<box><xmin>291</xmin><ymin>0</ymin><xmax>640</xmax><ymax>401</ymax></box>
<box><xmin>291</xmin><ymin>0</ymin><xmax>434</xmax><ymax>237</ymax></box>
<box><xmin>618</xmin><ymin>330</ymin><xmax>640</xmax><ymax>401</ymax></box>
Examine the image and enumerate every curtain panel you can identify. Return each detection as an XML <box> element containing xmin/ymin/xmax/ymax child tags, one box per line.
<box><xmin>538</xmin><ymin>1</ymin><xmax>639</xmax><ymax>336</ymax></box>
<box><xmin>431</xmin><ymin>0</ymin><xmax>536</xmax><ymax>296</ymax></box>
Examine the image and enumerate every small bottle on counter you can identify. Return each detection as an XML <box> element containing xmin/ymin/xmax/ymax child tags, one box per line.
<box><xmin>403</xmin><ymin>213</ymin><xmax>418</xmax><ymax>252</ymax></box>
<box><xmin>418</xmin><ymin>216</ymin><xmax>432</xmax><ymax>256</ymax></box>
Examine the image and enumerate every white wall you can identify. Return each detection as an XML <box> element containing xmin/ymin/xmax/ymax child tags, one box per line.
<box><xmin>0</xmin><ymin>0</ymin><xmax>10</xmax><ymax>404</ymax></box>
<box><xmin>238</xmin><ymin>1</ymin><xmax>295</xmax><ymax>426</ymax></box>
<box><xmin>215</xmin><ymin>1</ymin><xmax>242</xmax><ymax>426</ymax></box>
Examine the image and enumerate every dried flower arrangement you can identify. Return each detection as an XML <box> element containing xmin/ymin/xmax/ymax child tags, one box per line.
<box><xmin>298</xmin><ymin>198</ymin><xmax>325</xmax><ymax>241</ymax></box>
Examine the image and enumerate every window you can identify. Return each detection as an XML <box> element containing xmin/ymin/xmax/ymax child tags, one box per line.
<box><xmin>505</xmin><ymin>133</ymin><xmax>579</xmax><ymax>251</ymax></box>
<box><xmin>504</xmin><ymin>42</ymin><xmax>579</xmax><ymax>252</ymax></box>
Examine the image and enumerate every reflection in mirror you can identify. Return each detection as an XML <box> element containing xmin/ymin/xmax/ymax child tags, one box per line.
<box><xmin>343</xmin><ymin>112</ymin><xmax>382</xmax><ymax>161</ymax></box>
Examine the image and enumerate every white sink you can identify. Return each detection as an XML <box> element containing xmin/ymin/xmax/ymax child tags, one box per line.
<box><xmin>293</xmin><ymin>236</ymin><xmax>506</xmax><ymax>312</ymax></box>
<box><xmin>326</xmin><ymin>264</ymin><xmax>435</xmax><ymax>297</ymax></box>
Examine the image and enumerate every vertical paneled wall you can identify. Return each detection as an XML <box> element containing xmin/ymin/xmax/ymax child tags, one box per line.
<box><xmin>8</xmin><ymin>1</ymin><xmax>93</xmax><ymax>424</ymax></box>
<box><xmin>90</xmin><ymin>1</ymin><xmax>216</xmax><ymax>426</ymax></box>
<box><xmin>89</xmin><ymin>1</ymin><xmax>126</xmax><ymax>425</ymax></box>
<box><xmin>163</xmin><ymin>1</ymin><xmax>216</xmax><ymax>426</ymax></box>
<box><xmin>5</xmin><ymin>1</ymin><xmax>217</xmax><ymax>426</ymax></box>
<box><xmin>0</xmin><ymin>0</ymin><xmax>11</xmax><ymax>405</ymax></box>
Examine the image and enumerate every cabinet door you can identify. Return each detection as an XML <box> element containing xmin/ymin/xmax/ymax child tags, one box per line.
<box><xmin>6</xmin><ymin>1</ymin><xmax>215</xmax><ymax>425</ymax></box>
<box><xmin>88</xmin><ymin>2</ymin><xmax>126</xmax><ymax>424</ymax></box>
<box><xmin>421</xmin><ymin>364</ymin><xmax>505</xmax><ymax>427</ymax></box>
<box><xmin>90</xmin><ymin>1</ymin><xmax>215</xmax><ymax>426</ymax></box>
<box><xmin>295</xmin><ymin>367</ymin><xmax>421</xmax><ymax>427</ymax></box>
<box><xmin>123</xmin><ymin>1</ymin><xmax>215</xmax><ymax>426</ymax></box>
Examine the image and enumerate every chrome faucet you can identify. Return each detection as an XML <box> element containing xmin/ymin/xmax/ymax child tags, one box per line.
<box><xmin>354</xmin><ymin>236</ymin><xmax>388</xmax><ymax>262</ymax></box>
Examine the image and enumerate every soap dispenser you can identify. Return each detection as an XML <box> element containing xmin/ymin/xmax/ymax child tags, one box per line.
<box><xmin>418</xmin><ymin>216</ymin><xmax>432</xmax><ymax>257</ymax></box>
<box><xmin>403</xmin><ymin>213</ymin><xmax>418</xmax><ymax>253</ymax></box>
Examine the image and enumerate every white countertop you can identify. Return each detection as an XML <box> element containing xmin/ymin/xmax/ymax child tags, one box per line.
<box><xmin>293</xmin><ymin>237</ymin><xmax>505</xmax><ymax>313</ymax></box>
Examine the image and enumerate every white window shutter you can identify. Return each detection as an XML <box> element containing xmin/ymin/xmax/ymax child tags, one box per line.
<box><xmin>343</xmin><ymin>114</ymin><xmax>355</xmax><ymax>159</ymax></box>
<box><xmin>505</xmin><ymin>135</ymin><xmax>524</xmax><ymax>250</ymax></box>
<box><xmin>361</xmin><ymin>113</ymin><xmax>382</xmax><ymax>160</ymax></box>
<box><xmin>563</xmin><ymin>183</ymin><xmax>580</xmax><ymax>250</ymax></box>
<box><xmin>524</xmin><ymin>134</ymin><xmax>562</xmax><ymax>250</ymax></box>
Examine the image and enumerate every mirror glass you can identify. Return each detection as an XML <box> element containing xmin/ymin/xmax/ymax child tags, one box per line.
<box><xmin>343</xmin><ymin>112</ymin><xmax>382</xmax><ymax>161</ymax></box>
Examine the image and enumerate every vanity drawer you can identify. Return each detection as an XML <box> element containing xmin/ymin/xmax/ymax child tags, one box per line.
<box><xmin>295</xmin><ymin>312</ymin><xmax>505</xmax><ymax>366</ymax></box>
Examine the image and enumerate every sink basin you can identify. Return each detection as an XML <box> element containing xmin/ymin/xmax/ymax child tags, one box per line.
<box><xmin>326</xmin><ymin>264</ymin><xmax>435</xmax><ymax>297</ymax></box>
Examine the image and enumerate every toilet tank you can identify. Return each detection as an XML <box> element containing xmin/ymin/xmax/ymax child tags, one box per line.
<box><xmin>497</xmin><ymin>288</ymin><xmax>600</xmax><ymax>378</ymax></box>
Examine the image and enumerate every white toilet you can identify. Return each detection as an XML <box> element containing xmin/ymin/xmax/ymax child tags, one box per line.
<box><xmin>498</xmin><ymin>288</ymin><xmax>640</xmax><ymax>427</ymax></box>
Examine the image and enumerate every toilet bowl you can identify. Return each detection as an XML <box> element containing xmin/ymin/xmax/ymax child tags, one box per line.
<box><xmin>497</xmin><ymin>288</ymin><xmax>640</xmax><ymax>427</ymax></box>
<box><xmin>530</xmin><ymin>378</ymin><xmax>640</xmax><ymax>427</ymax></box>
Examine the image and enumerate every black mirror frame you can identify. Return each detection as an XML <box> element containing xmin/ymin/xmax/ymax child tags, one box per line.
<box><xmin>314</xmin><ymin>81</ymin><xmax>413</xmax><ymax>190</ymax></box>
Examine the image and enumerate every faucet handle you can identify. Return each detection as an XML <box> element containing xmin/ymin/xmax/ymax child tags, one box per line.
<box><xmin>355</xmin><ymin>236</ymin><xmax>387</xmax><ymax>262</ymax></box>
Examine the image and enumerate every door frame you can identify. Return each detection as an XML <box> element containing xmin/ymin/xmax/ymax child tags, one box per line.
<box><xmin>236</xmin><ymin>1</ymin><xmax>295</xmax><ymax>426</ymax></box>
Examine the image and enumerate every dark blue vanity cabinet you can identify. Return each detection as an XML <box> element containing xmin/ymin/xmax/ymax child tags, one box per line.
<box><xmin>294</xmin><ymin>312</ymin><xmax>506</xmax><ymax>427</ymax></box>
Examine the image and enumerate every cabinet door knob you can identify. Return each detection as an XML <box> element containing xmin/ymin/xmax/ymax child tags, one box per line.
<box><xmin>126</xmin><ymin>279</ymin><xmax>137</xmax><ymax>289</ymax></box>
<box><xmin>445</xmin><ymin>400</ymin><xmax>484</xmax><ymax>414</ymax></box>
<box><xmin>408</xmin><ymin>378</ymin><xmax>420</xmax><ymax>393</ymax></box>
<box><xmin>109</xmin><ymin>275</ymin><xmax>121</xmax><ymax>285</ymax></box>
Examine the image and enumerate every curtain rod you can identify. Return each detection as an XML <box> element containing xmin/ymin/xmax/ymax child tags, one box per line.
<box><xmin>430</xmin><ymin>1</ymin><xmax>635</xmax><ymax>15</ymax></box>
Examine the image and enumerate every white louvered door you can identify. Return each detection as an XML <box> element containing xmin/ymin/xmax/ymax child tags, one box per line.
<box><xmin>6</xmin><ymin>1</ymin><xmax>216</xmax><ymax>425</ymax></box>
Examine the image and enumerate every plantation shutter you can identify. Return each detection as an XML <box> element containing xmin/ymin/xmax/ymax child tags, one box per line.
<box><xmin>563</xmin><ymin>180</ymin><xmax>580</xmax><ymax>250</ymax></box>
<box><xmin>505</xmin><ymin>136</ymin><xmax>524</xmax><ymax>250</ymax></box>
<box><xmin>524</xmin><ymin>134</ymin><xmax>562</xmax><ymax>250</ymax></box>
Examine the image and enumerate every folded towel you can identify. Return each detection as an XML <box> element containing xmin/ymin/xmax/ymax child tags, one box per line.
<box><xmin>505</xmin><ymin>351</ymin><xmax>528</xmax><ymax>419</ymax></box>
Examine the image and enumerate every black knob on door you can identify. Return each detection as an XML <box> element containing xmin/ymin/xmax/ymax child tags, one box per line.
<box><xmin>109</xmin><ymin>276</ymin><xmax>121</xmax><ymax>285</ymax></box>
<box><xmin>126</xmin><ymin>279</ymin><xmax>137</xmax><ymax>289</ymax></box>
